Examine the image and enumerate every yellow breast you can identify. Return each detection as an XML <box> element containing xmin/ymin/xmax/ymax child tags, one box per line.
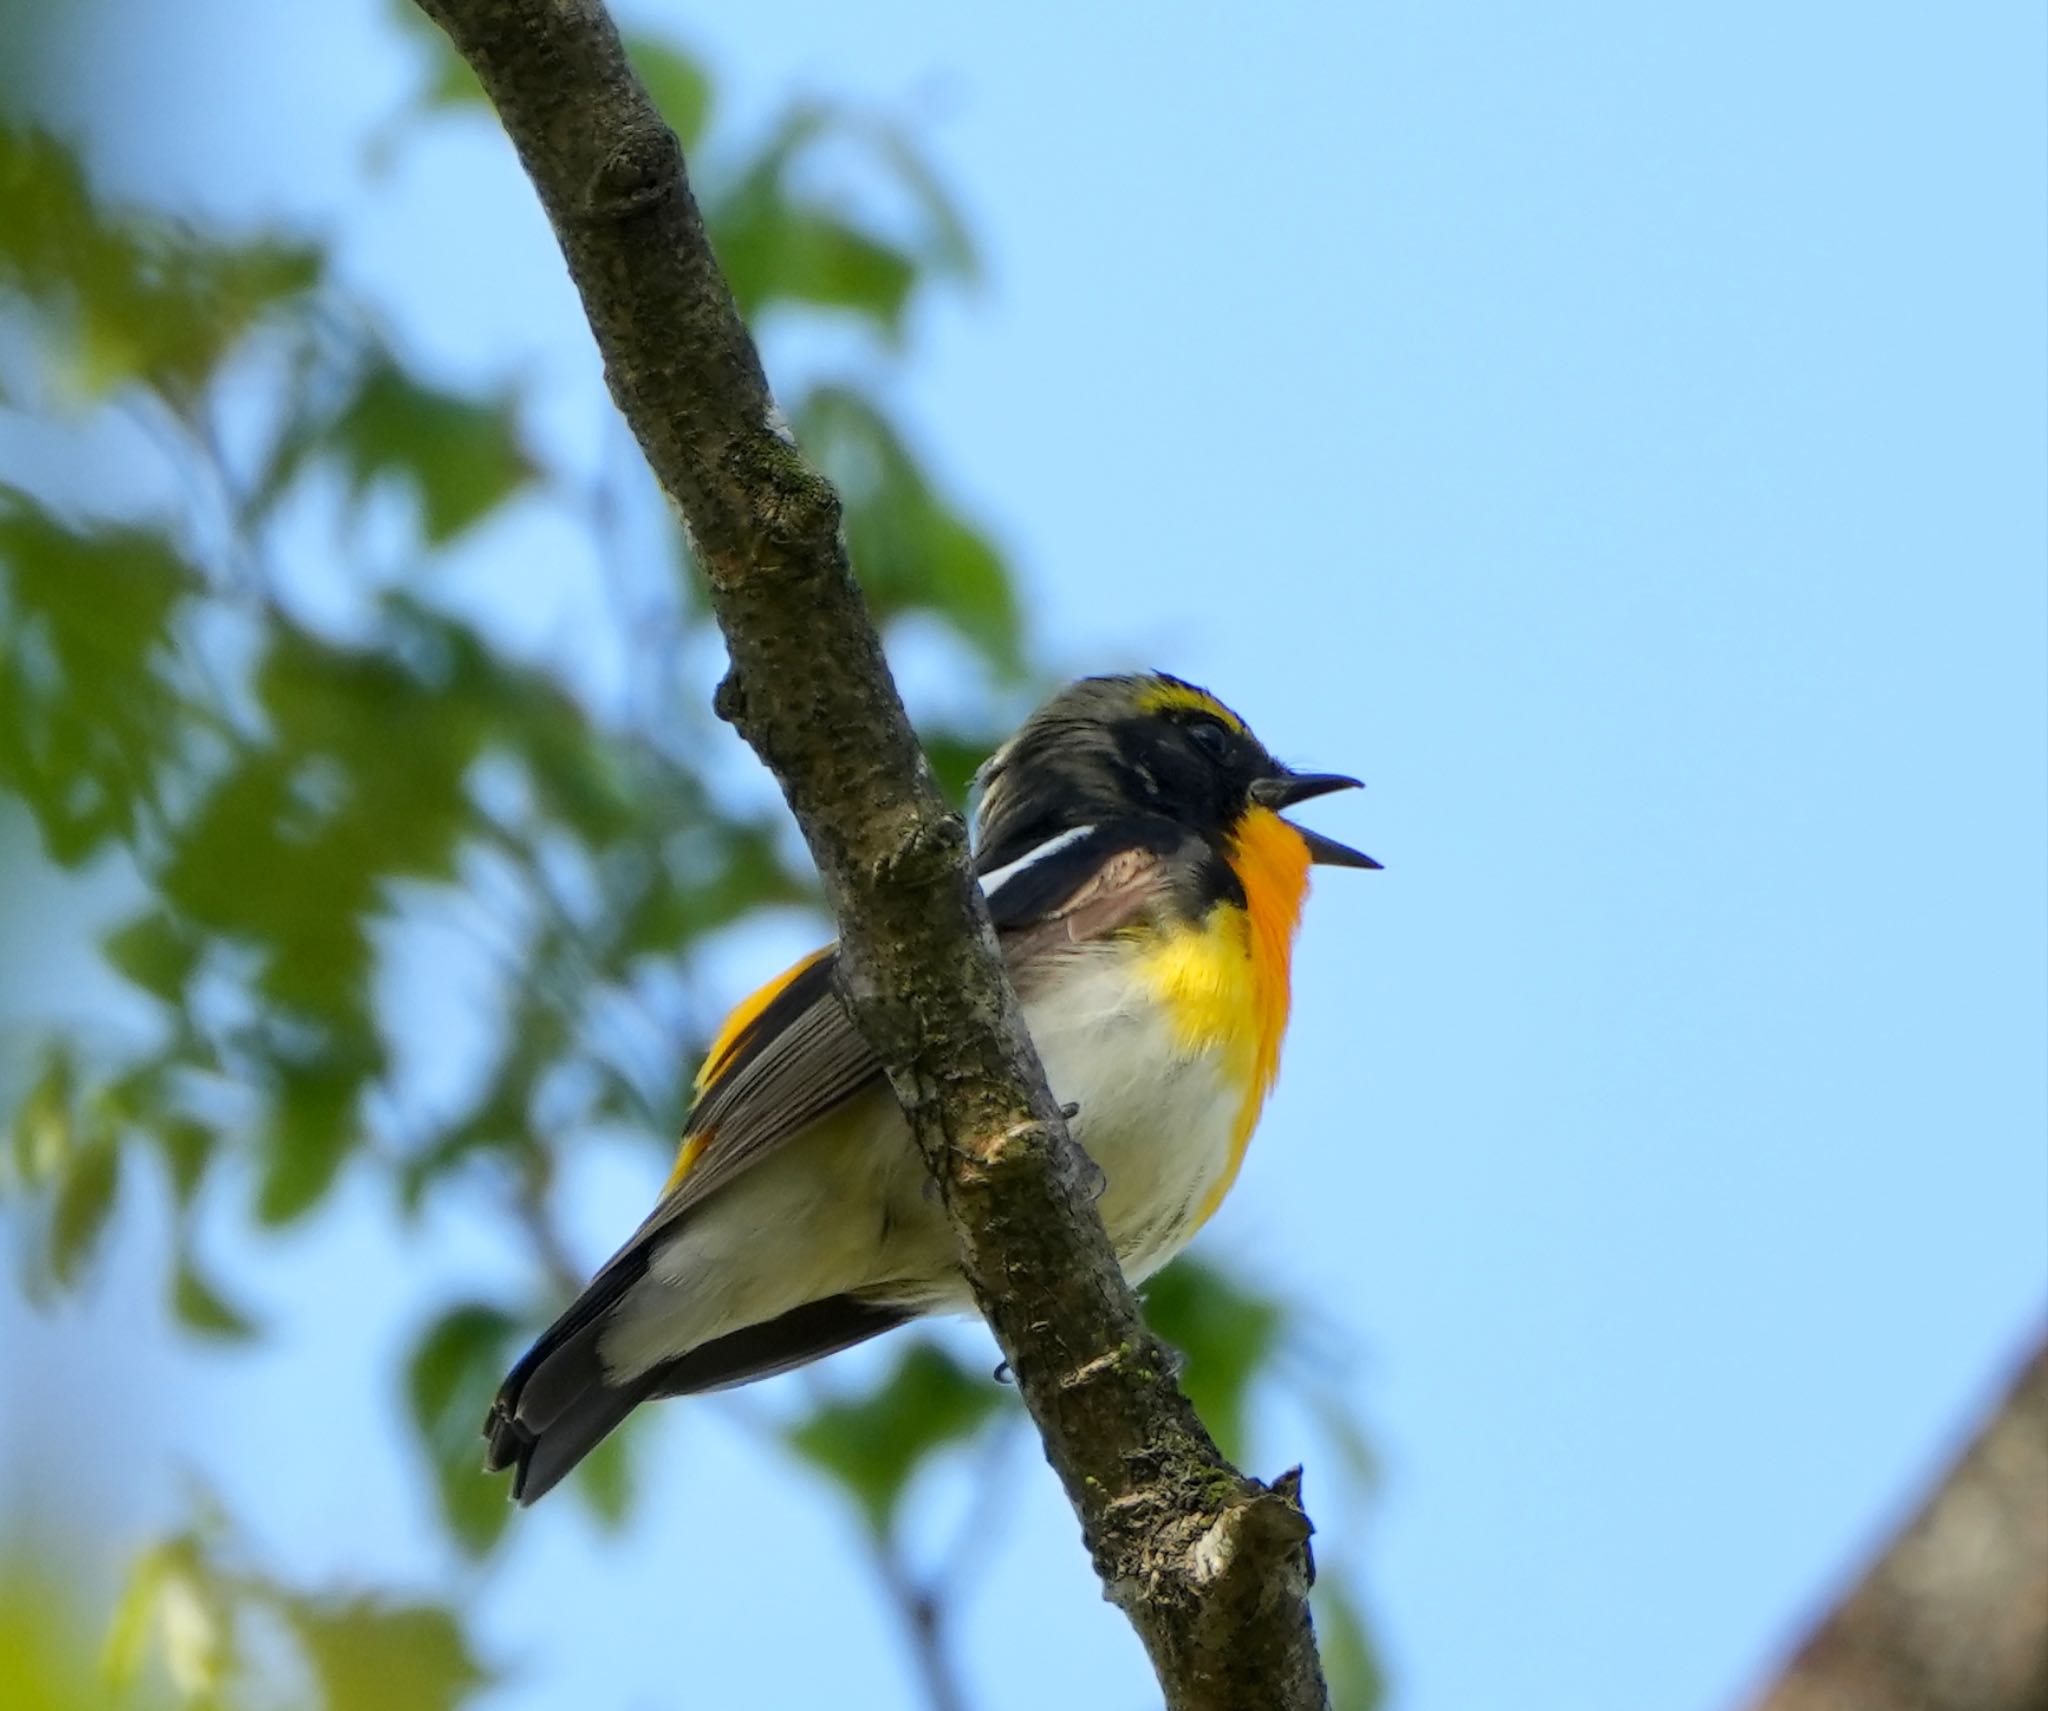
<box><xmin>1135</xmin><ymin>807</ymin><xmax>1311</xmax><ymax>1230</ymax></box>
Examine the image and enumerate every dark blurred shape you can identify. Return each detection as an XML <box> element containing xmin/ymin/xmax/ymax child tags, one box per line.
<box><xmin>1744</xmin><ymin>1329</ymin><xmax>2048</xmax><ymax>1711</ymax></box>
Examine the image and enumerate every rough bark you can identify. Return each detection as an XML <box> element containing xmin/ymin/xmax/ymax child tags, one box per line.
<box><xmin>407</xmin><ymin>2</ymin><xmax>1327</xmax><ymax>1704</ymax></box>
<box><xmin>1745</xmin><ymin>1330</ymin><xmax>2048</xmax><ymax>1711</ymax></box>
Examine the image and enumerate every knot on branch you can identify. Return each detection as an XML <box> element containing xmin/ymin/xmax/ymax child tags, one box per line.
<box><xmin>1188</xmin><ymin>1480</ymin><xmax>1316</xmax><ymax>1595</ymax></box>
<box><xmin>735</xmin><ymin>438</ymin><xmax>844</xmax><ymax>556</ymax></box>
<box><xmin>872</xmin><ymin>809</ymin><xmax>967</xmax><ymax>889</ymax></box>
<box><xmin>712</xmin><ymin>668</ymin><xmax>747</xmax><ymax>728</ymax></box>
<box><xmin>584</xmin><ymin>124</ymin><xmax>683</xmax><ymax>221</ymax></box>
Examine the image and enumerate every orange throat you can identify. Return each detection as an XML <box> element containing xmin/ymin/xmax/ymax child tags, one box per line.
<box><xmin>1139</xmin><ymin>805</ymin><xmax>1312</xmax><ymax>1232</ymax></box>
<box><xmin>1225</xmin><ymin>805</ymin><xmax>1313</xmax><ymax>1111</ymax></box>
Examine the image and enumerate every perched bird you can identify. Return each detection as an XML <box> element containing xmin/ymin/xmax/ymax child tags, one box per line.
<box><xmin>486</xmin><ymin>672</ymin><xmax>1376</xmax><ymax>1502</ymax></box>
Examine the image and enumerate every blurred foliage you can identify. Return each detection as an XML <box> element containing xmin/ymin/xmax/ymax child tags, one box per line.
<box><xmin>408</xmin><ymin>1300</ymin><xmax>524</xmax><ymax>1555</ymax></box>
<box><xmin>1317</xmin><ymin>1567</ymin><xmax>1390</xmax><ymax>1711</ymax></box>
<box><xmin>97</xmin><ymin>1506</ymin><xmax>489</xmax><ymax>1711</ymax></box>
<box><xmin>0</xmin><ymin>1569</ymin><xmax>114</xmax><ymax>1711</ymax></box>
<box><xmin>785</xmin><ymin>1341</ymin><xmax>1006</xmax><ymax>1537</ymax></box>
<box><xmin>0</xmin><ymin>6</ymin><xmax>1379</xmax><ymax>1710</ymax></box>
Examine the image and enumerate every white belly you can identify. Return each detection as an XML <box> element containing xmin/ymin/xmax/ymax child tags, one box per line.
<box><xmin>1025</xmin><ymin>951</ymin><xmax>1240</xmax><ymax>1282</ymax></box>
<box><xmin>605</xmin><ymin>948</ymin><xmax>1239</xmax><ymax>1380</ymax></box>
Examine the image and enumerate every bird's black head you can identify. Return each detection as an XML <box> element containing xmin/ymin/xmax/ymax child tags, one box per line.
<box><xmin>973</xmin><ymin>672</ymin><xmax>1376</xmax><ymax>872</ymax></box>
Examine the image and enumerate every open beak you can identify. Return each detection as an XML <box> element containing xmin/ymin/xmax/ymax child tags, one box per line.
<box><xmin>1248</xmin><ymin>772</ymin><xmax>1381</xmax><ymax>869</ymax></box>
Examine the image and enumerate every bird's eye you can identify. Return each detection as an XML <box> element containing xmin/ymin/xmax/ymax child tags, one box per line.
<box><xmin>1188</xmin><ymin>718</ymin><xmax>1232</xmax><ymax>762</ymax></box>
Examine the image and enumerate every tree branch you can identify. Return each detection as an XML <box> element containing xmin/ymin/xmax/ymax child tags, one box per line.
<box><xmin>408</xmin><ymin>3</ymin><xmax>1327</xmax><ymax>1703</ymax></box>
<box><xmin>1743</xmin><ymin>1329</ymin><xmax>2048</xmax><ymax>1711</ymax></box>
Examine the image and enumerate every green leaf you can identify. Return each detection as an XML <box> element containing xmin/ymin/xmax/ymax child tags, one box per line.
<box><xmin>153</xmin><ymin>1116</ymin><xmax>215</xmax><ymax>1206</ymax></box>
<box><xmin>1316</xmin><ymin>1569</ymin><xmax>1387</xmax><ymax>1711</ymax></box>
<box><xmin>146</xmin><ymin>238</ymin><xmax>324</xmax><ymax>397</ymax></box>
<box><xmin>572</xmin><ymin>1414</ymin><xmax>637</xmax><ymax>1529</ymax></box>
<box><xmin>1301</xmin><ymin>1379</ymin><xmax>1382</xmax><ymax>1504</ymax></box>
<box><xmin>1139</xmin><ymin>1257</ymin><xmax>1286</xmax><ymax>1464</ymax></box>
<box><xmin>406</xmin><ymin>1302</ymin><xmax>521</xmax><ymax>1556</ymax></box>
<box><xmin>331</xmin><ymin>359</ymin><xmax>532</xmax><ymax>544</ymax></box>
<box><xmin>102</xmin><ymin>1537</ymin><xmax>233</xmax><ymax>1702</ymax></box>
<box><xmin>8</xmin><ymin>1046</ymin><xmax>73</xmax><ymax>1188</ymax></box>
<box><xmin>789</xmin><ymin>386</ymin><xmax>1023</xmax><ymax>676</ymax></box>
<box><xmin>172</xmin><ymin>1255</ymin><xmax>260</xmax><ymax>1341</ymax></box>
<box><xmin>919</xmin><ymin>722</ymin><xmax>1009</xmax><ymax>808</ymax></box>
<box><xmin>1</xmin><ymin>1567</ymin><xmax>105</xmax><ymax>1711</ymax></box>
<box><xmin>101</xmin><ymin>910</ymin><xmax>201</xmax><ymax>1003</ymax></box>
<box><xmin>623</xmin><ymin>34</ymin><xmax>713</xmax><ymax>150</ymax></box>
<box><xmin>285</xmin><ymin>1595</ymin><xmax>486</xmax><ymax>1711</ymax></box>
<box><xmin>159</xmin><ymin>755</ymin><xmax>294</xmax><ymax>926</ymax></box>
<box><xmin>396</xmin><ymin>1071</ymin><xmax>538</xmax><ymax>1212</ymax></box>
<box><xmin>867</xmin><ymin>120</ymin><xmax>981</xmax><ymax>283</ymax></box>
<box><xmin>102</xmin><ymin>1542</ymin><xmax>173</xmax><ymax>1692</ymax></box>
<box><xmin>718</xmin><ymin>203</ymin><xmax>917</xmax><ymax>331</ymax></box>
<box><xmin>915</xmin><ymin>510</ymin><xmax>1018</xmax><ymax>663</ymax></box>
<box><xmin>388</xmin><ymin>0</ymin><xmax>487</xmax><ymax>109</ymax></box>
<box><xmin>705</xmin><ymin>104</ymin><xmax>975</xmax><ymax>335</ymax></box>
<box><xmin>619</xmin><ymin>818</ymin><xmax>815</xmax><ymax>956</ymax></box>
<box><xmin>0</xmin><ymin>506</ymin><xmax>191</xmax><ymax>668</ymax></box>
<box><xmin>407</xmin><ymin>1302</ymin><xmax>514</xmax><ymax>1427</ymax></box>
<box><xmin>0</xmin><ymin>130</ymin><xmax>322</xmax><ymax>399</ymax></box>
<box><xmin>159</xmin><ymin>748</ymin><xmax>383</xmax><ymax>1042</ymax></box>
<box><xmin>783</xmin><ymin>1340</ymin><xmax>1005</xmax><ymax>1536</ymax></box>
<box><xmin>0</xmin><ymin>505</ymin><xmax>198</xmax><ymax>864</ymax></box>
<box><xmin>253</xmin><ymin>618</ymin><xmax>479</xmax><ymax>886</ymax></box>
<box><xmin>425</xmin><ymin>53</ymin><xmax>485</xmax><ymax>109</ymax></box>
<box><xmin>255</xmin><ymin>1057</ymin><xmax>358</xmax><ymax>1226</ymax></box>
<box><xmin>49</xmin><ymin>1132</ymin><xmax>120</xmax><ymax>1287</ymax></box>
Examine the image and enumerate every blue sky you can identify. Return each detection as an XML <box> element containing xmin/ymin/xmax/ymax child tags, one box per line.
<box><xmin>3</xmin><ymin>3</ymin><xmax>2043</xmax><ymax>1710</ymax></box>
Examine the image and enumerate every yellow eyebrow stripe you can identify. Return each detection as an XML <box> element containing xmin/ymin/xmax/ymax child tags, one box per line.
<box><xmin>692</xmin><ymin>946</ymin><xmax>831</xmax><ymax>1093</ymax></box>
<box><xmin>1134</xmin><ymin>678</ymin><xmax>1246</xmax><ymax>731</ymax></box>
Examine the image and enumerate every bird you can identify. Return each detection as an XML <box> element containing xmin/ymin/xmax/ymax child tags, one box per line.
<box><xmin>485</xmin><ymin>671</ymin><xmax>1377</xmax><ymax>1503</ymax></box>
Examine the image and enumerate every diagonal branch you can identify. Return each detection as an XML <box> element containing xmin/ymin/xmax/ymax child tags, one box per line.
<box><xmin>408</xmin><ymin>2</ymin><xmax>1328</xmax><ymax>1704</ymax></box>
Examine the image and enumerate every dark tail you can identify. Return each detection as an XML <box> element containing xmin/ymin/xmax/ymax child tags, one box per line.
<box><xmin>485</xmin><ymin>1292</ymin><xmax>914</xmax><ymax>1505</ymax></box>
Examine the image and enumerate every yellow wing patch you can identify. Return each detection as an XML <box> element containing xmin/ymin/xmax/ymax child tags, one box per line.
<box><xmin>1137</xmin><ymin>807</ymin><xmax>1311</xmax><ymax>1232</ymax></box>
<box><xmin>693</xmin><ymin>947</ymin><xmax>831</xmax><ymax>1093</ymax></box>
<box><xmin>665</xmin><ymin>946</ymin><xmax>830</xmax><ymax>1195</ymax></box>
<box><xmin>1135</xmin><ymin>677</ymin><xmax>1247</xmax><ymax>732</ymax></box>
<box><xmin>661</xmin><ymin>1129</ymin><xmax>713</xmax><ymax>1199</ymax></box>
